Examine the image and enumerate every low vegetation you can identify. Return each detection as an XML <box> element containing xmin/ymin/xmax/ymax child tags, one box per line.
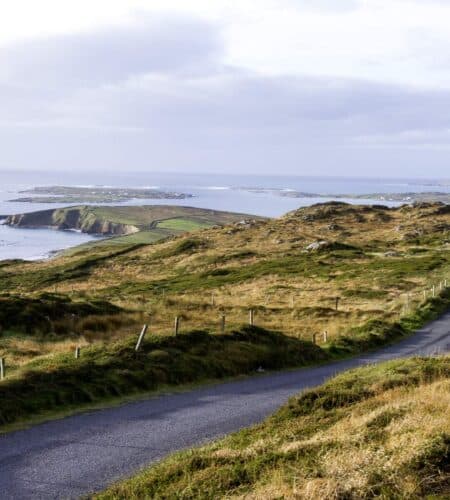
<box><xmin>6</xmin><ymin>204</ymin><xmax>257</xmax><ymax>240</ymax></box>
<box><xmin>0</xmin><ymin>290</ymin><xmax>449</xmax><ymax>429</ymax></box>
<box><xmin>0</xmin><ymin>326</ymin><xmax>326</xmax><ymax>427</ymax></box>
<box><xmin>0</xmin><ymin>201</ymin><xmax>449</xmax><ymax>427</ymax></box>
<box><xmin>96</xmin><ymin>356</ymin><xmax>450</xmax><ymax>499</ymax></box>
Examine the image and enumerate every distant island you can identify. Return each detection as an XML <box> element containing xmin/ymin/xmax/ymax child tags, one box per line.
<box><xmin>239</xmin><ymin>187</ymin><xmax>450</xmax><ymax>204</ymax></box>
<box><xmin>8</xmin><ymin>185</ymin><xmax>193</xmax><ymax>203</ymax></box>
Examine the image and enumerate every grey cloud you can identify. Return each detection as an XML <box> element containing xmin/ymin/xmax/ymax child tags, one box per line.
<box><xmin>69</xmin><ymin>72</ymin><xmax>450</xmax><ymax>141</ymax></box>
<box><xmin>0</xmin><ymin>12</ymin><xmax>449</xmax><ymax>177</ymax></box>
<box><xmin>0</xmin><ymin>16</ymin><xmax>222</xmax><ymax>89</ymax></box>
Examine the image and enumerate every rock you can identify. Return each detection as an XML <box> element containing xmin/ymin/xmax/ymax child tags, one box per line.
<box><xmin>402</xmin><ymin>229</ymin><xmax>423</xmax><ymax>240</ymax></box>
<box><xmin>306</xmin><ymin>240</ymin><xmax>329</xmax><ymax>252</ymax></box>
<box><xmin>235</xmin><ymin>219</ymin><xmax>258</xmax><ymax>228</ymax></box>
<box><xmin>384</xmin><ymin>251</ymin><xmax>401</xmax><ymax>257</ymax></box>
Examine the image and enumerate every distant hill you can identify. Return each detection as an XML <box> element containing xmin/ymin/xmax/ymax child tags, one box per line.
<box><xmin>5</xmin><ymin>205</ymin><xmax>262</xmax><ymax>244</ymax></box>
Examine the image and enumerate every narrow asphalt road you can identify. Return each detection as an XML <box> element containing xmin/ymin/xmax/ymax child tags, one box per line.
<box><xmin>1</xmin><ymin>312</ymin><xmax>450</xmax><ymax>499</ymax></box>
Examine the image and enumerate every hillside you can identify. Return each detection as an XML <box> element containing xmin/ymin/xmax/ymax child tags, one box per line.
<box><xmin>5</xmin><ymin>205</ymin><xmax>258</xmax><ymax>240</ymax></box>
<box><xmin>1</xmin><ymin>201</ymin><xmax>449</xmax><ymax>364</ymax></box>
<box><xmin>0</xmin><ymin>201</ymin><xmax>449</xmax><ymax>429</ymax></box>
<box><xmin>96</xmin><ymin>356</ymin><xmax>450</xmax><ymax>499</ymax></box>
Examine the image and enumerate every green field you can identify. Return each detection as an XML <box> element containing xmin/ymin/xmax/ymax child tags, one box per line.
<box><xmin>156</xmin><ymin>217</ymin><xmax>212</xmax><ymax>231</ymax></box>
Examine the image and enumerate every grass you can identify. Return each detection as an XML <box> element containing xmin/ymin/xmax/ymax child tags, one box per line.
<box><xmin>0</xmin><ymin>201</ymin><xmax>449</xmax><ymax>427</ymax></box>
<box><xmin>89</xmin><ymin>206</ymin><xmax>256</xmax><ymax>228</ymax></box>
<box><xmin>95</xmin><ymin>356</ymin><xmax>450</xmax><ymax>499</ymax></box>
<box><xmin>156</xmin><ymin>217</ymin><xmax>212</xmax><ymax>231</ymax></box>
<box><xmin>0</xmin><ymin>288</ymin><xmax>449</xmax><ymax>430</ymax></box>
<box><xmin>0</xmin><ymin>293</ymin><xmax>121</xmax><ymax>335</ymax></box>
<box><xmin>0</xmin><ymin>326</ymin><xmax>326</xmax><ymax>428</ymax></box>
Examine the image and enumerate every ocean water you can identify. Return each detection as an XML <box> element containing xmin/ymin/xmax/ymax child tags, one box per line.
<box><xmin>0</xmin><ymin>170</ymin><xmax>449</xmax><ymax>261</ymax></box>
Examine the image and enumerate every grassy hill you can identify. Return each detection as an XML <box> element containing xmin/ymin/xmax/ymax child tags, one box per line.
<box><xmin>0</xmin><ymin>201</ymin><xmax>449</xmax><ymax>428</ymax></box>
<box><xmin>5</xmin><ymin>205</ymin><xmax>258</xmax><ymax>245</ymax></box>
<box><xmin>96</xmin><ymin>356</ymin><xmax>450</xmax><ymax>499</ymax></box>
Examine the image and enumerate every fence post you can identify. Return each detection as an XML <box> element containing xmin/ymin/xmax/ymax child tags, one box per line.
<box><xmin>312</xmin><ymin>333</ymin><xmax>317</xmax><ymax>344</ymax></box>
<box><xmin>135</xmin><ymin>324</ymin><xmax>148</xmax><ymax>351</ymax></box>
<box><xmin>0</xmin><ymin>358</ymin><xmax>5</xmax><ymax>380</ymax></box>
<box><xmin>323</xmin><ymin>331</ymin><xmax>328</xmax><ymax>343</ymax></box>
<box><xmin>335</xmin><ymin>297</ymin><xmax>340</xmax><ymax>311</ymax></box>
<box><xmin>432</xmin><ymin>285</ymin><xmax>436</xmax><ymax>297</ymax></box>
<box><xmin>211</xmin><ymin>293</ymin><xmax>215</xmax><ymax>306</ymax></box>
<box><xmin>174</xmin><ymin>316</ymin><xmax>180</xmax><ymax>336</ymax></box>
<box><xmin>71</xmin><ymin>313</ymin><xmax>77</xmax><ymax>334</ymax></box>
<box><xmin>249</xmin><ymin>309</ymin><xmax>254</xmax><ymax>326</ymax></box>
<box><xmin>423</xmin><ymin>290</ymin><xmax>427</xmax><ymax>300</ymax></box>
<box><xmin>74</xmin><ymin>346</ymin><xmax>81</xmax><ymax>359</ymax></box>
<box><xmin>221</xmin><ymin>314</ymin><xmax>226</xmax><ymax>334</ymax></box>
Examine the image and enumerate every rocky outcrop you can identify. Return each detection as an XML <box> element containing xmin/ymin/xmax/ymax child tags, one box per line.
<box><xmin>5</xmin><ymin>207</ymin><xmax>139</xmax><ymax>236</ymax></box>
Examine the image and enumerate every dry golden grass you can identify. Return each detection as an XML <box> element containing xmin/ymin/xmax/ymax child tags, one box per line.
<box><xmin>240</xmin><ymin>380</ymin><xmax>450</xmax><ymax>499</ymax></box>
<box><xmin>1</xmin><ymin>202</ymin><xmax>449</xmax><ymax>366</ymax></box>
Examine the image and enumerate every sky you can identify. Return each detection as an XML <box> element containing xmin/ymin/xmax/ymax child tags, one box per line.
<box><xmin>1</xmin><ymin>0</ymin><xmax>450</xmax><ymax>178</ymax></box>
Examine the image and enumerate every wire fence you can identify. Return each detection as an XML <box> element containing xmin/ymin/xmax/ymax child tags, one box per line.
<box><xmin>0</xmin><ymin>278</ymin><xmax>449</xmax><ymax>380</ymax></box>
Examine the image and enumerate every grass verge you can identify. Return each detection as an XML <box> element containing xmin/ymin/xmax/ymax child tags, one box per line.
<box><xmin>0</xmin><ymin>289</ymin><xmax>449</xmax><ymax>431</ymax></box>
<box><xmin>328</xmin><ymin>288</ymin><xmax>450</xmax><ymax>356</ymax></box>
<box><xmin>0</xmin><ymin>326</ymin><xmax>326</xmax><ymax>428</ymax></box>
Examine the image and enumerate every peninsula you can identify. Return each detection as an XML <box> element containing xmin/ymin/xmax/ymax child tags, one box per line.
<box><xmin>4</xmin><ymin>204</ymin><xmax>263</xmax><ymax>245</ymax></box>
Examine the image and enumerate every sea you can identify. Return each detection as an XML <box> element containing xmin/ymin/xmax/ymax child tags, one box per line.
<box><xmin>1</xmin><ymin>170</ymin><xmax>449</xmax><ymax>262</ymax></box>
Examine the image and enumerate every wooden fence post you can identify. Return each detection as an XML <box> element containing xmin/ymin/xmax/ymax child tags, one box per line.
<box><xmin>221</xmin><ymin>314</ymin><xmax>226</xmax><ymax>334</ymax></box>
<box><xmin>71</xmin><ymin>313</ymin><xmax>76</xmax><ymax>334</ymax></box>
<box><xmin>0</xmin><ymin>357</ymin><xmax>5</xmax><ymax>380</ymax></box>
<box><xmin>135</xmin><ymin>324</ymin><xmax>148</xmax><ymax>351</ymax></box>
<box><xmin>249</xmin><ymin>309</ymin><xmax>254</xmax><ymax>326</ymax></box>
<box><xmin>211</xmin><ymin>293</ymin><xmax>215</xmax><ymax>306</ymax></box>
<box><xmin>74</xmin><ymin>346</ymin><xmax>81</xmax><ymax>359</ymax></box>
<box><xmin>174</xmin><ymin>316</ymin><xmax>180</xmax><ymax>336</ymax></box>
<box><xmin>432</xmin><ymin>285</ymin><xmax>436</xmax><ymax>297</ymax></box>
<box><xmin>335</xmin><ymin>297</ymin><xmax>340</xmax><ymax>311</ymax></box>
<box><xmin>323</xmin><ymin>331</ymin><xmax>328</xmax><ymax>343</ymax></box>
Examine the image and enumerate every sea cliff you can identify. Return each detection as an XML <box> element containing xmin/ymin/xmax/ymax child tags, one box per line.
<box><xmin>5</xmin><ymin>207</ymin><xmax>139</xmax><ymax>236</ymax></box>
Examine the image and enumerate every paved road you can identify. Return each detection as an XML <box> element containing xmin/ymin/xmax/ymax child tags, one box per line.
<box><xmin>1</xmin><ymin>312</ymin><xmax>449</xmax><ymax>499</ymax></box>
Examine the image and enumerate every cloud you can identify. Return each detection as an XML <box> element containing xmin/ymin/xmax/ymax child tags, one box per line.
<box><xmin>0</xmin><ymin>15</ymin><xmax>222</xmax><ymax>89</ymax></box>
<box><xmin>285</xmin><ymin>0</ymin><xmax>360</xmax><ymax>13</ymax></box>
<box><xmin>0</xmin><ymin>10</ymin><xmax>449</xmax><ymax>177</ymax></box>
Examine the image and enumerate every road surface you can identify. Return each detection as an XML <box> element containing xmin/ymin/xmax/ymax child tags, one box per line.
<box><xmin>1</xmin><ymin>311</ymin><xmax>449</xmax><ymax>499</ymax></box>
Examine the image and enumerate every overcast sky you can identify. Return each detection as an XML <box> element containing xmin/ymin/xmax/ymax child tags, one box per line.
<box><xmin>1</xmin><ymin>0</ymin><xmax>450</xmax><ymax>177</ymax></box>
